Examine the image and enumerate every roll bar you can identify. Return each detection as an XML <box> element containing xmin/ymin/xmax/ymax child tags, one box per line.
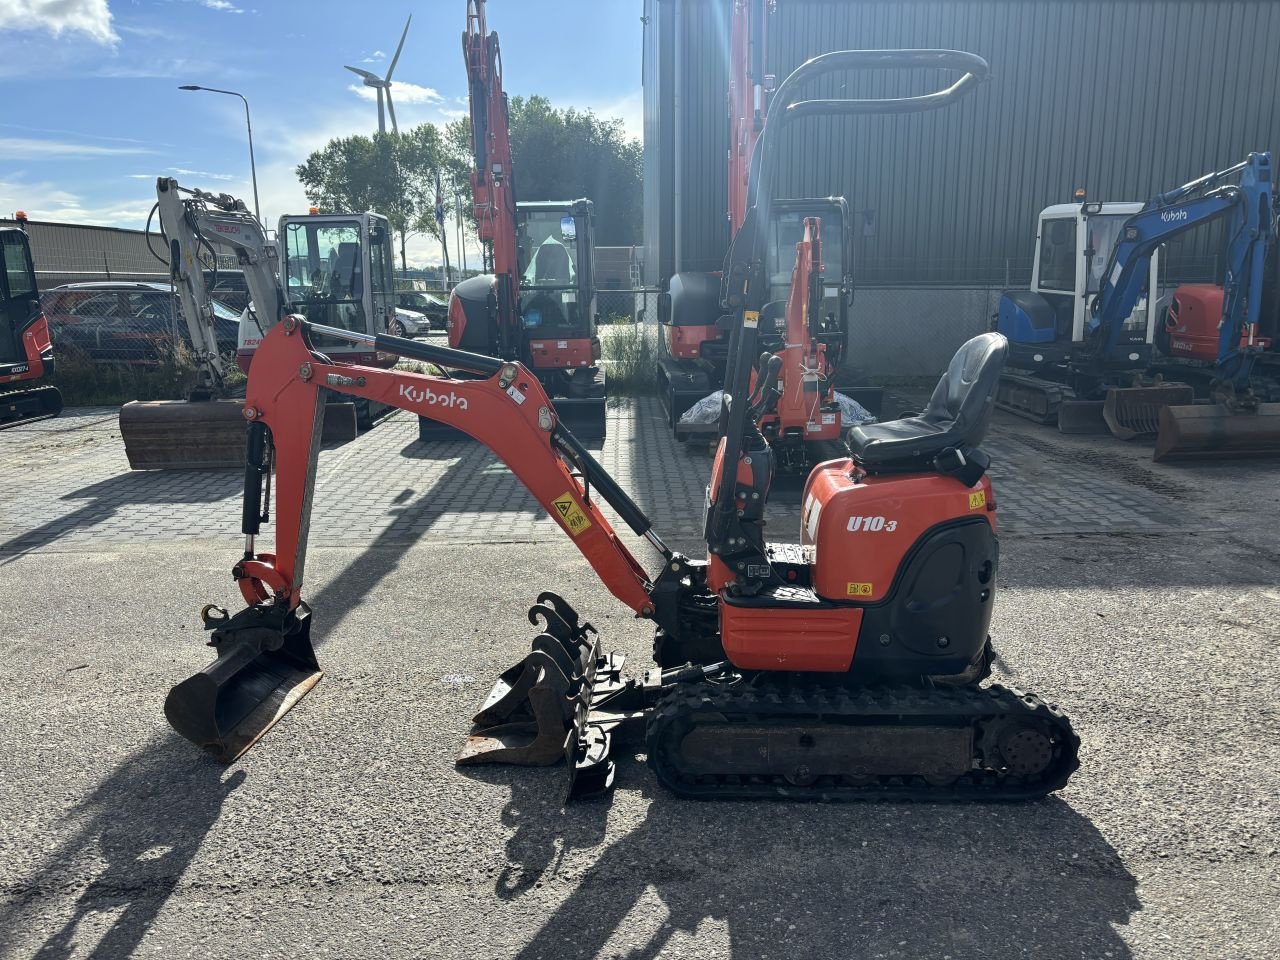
<box><xmin>709</xmin><ymin>49</ymin><xmax>990</xmax><ymax>557</ymax></box>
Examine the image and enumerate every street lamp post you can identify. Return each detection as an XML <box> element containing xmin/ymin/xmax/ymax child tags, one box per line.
<box><xmin>178</xmin><ymin>84</ymin><xmax>261</xmax><ymax>224</ymax></box>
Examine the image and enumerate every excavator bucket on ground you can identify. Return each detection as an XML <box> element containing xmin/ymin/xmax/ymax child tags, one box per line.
<box><xmin>163</xmin><ymin>603</ymin><xmax>322</xmax><ymax>762</ymax></box>
<box><xmin>1103</xmin><ymin>382</ymin><xmax>1195</xmax><ymax>440</ymax></box>
<box><xmin>1153</xmin><ymin>401</ymin><xmax>1280</xmax><ymax>461</ymax></box>
<box><xmin>457</xmin><ymin>592</ymin><xmax>634</xmax><ymax>800</ymax></box>
<box><xmin>121</xmin><ymin>399</ymin><xmax>358</xmax><ymax>470</ymax></box>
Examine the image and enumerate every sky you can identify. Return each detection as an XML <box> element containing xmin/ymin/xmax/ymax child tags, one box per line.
<box><xmin>0</xmin><ymin>0</ymin><xmax>644</xmax><ymax>266</ymax></box>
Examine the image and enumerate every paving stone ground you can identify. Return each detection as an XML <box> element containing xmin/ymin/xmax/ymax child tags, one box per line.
<box><xmin>0</xmin><ymin>397</ymin><xmax>1201</xmax><ymax>562</ymax></box>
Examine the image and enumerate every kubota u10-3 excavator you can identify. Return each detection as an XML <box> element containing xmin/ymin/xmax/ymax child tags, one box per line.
<box><xmin>163</xmin><ymin>50</ymin><xmax>1080</xmax><ymax>803</ymax></box>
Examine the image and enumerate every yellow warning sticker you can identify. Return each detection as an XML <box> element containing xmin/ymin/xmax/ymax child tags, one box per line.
<box><xmin>846</xmin><ymin>582</ymin><xmax>874</xmax><ymax>597</ymax></box>
<box><xmin>551</xmin><ymin>491</ymin><xmax>592</xmax><ymax>536</ymax></box>
<box><xmin>969</xmin><ymin>490</ymin><xmax>987</xmax><ymax>511</ymax></box>
<box><xmin>743</xmin><ymin>310</ymin><xmax>760</xmax><ymax>329</ymax></box>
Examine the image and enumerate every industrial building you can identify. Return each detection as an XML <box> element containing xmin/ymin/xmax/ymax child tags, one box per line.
<box><xmin>641</xmin><ymin>0</ymin><xmax>1280</xmax><ymax>374</ymax></box>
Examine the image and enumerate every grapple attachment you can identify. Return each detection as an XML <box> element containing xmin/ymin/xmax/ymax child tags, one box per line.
<box><xmin>1102</xmin><ymin>382</ymin><xmax>1195</xmax><ymax>440</ymax></box>
<box><xmin>457</xmin><ymin>592</ymin><xmax>635</xmax><ymax>800</ymax></box>
<box><xmin>1154</xmin><ymin>400</ymin><xmax>1280</xmax><ymax>461</ymax></box>
<box><xmin>164</xmin><ymin>602</ymin><xmax>321</xmax><ymax>761</ymax></box>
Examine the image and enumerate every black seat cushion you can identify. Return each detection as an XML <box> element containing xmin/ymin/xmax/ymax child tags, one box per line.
<box><xmin>848</xmin><ymin>332</ymin><xmax>1008</xmax><ymax>469</ymax></box>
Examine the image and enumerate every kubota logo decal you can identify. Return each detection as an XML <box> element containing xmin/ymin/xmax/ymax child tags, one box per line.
<box><xmin>1160</xmin><ymin>209</ymin><xmax>1188</xmax><ymax>223</ymax></box>
<box><xmin>399</xmin><ymin>382</ymin><xmax>469</xmax><ymax>410</ymax></box>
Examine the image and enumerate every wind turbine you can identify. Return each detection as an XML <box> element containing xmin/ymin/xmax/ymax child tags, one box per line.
<box><xmin>345</xmin><ymin>15</ymin><xmax>412</xmax><ymax>134</ymax></box>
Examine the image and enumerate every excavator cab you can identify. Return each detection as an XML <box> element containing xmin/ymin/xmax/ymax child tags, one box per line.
<box><xmin>0</xmin><ymin>224</ymin><xmax>62</xmax><ymax>426</ymax></box>
<box><xmin>273</xmin><ymin>213</ymin><xmax>396</xmax><ymax>365</ymax></box>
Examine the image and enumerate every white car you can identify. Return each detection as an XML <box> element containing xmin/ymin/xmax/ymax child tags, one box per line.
<box><xmin>388</xmin><ymin>307</ymin><xmax>429</xmax><ymax>338</ymax></box>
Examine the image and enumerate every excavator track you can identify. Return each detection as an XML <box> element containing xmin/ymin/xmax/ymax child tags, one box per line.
<box><xmin>646</xmin><ymin>680</ymin><xmax>1079</xmax><ymax>802</ymax></box>
<box><xmin>994</xmin><ymin>373</ymin><xmax>1063</xmax><ymax>424</ymax></box>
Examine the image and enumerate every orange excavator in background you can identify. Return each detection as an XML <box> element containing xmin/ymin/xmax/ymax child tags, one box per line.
<box><xmin>441</xmin><ymin>0</ymin><xmax>605</xmax><ymax>439</ymax></box>
<box><xmin>0</xmin><ymin>216</ymin><xmax>62</xmax><ymax>427</ymax></box>
<box><xmin>162</xmin><ymin>49</ymin><xmax>1082</xmax><ymax>805</ymax></box>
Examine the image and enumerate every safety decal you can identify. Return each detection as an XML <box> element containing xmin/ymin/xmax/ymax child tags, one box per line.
<box><xmin>743</xmin><ymin>310</ymin><xmax>759</xmax><ymax>329</ymax></box>
<box><xmin>506</xmin><ymin>384</ymin><xmax>527</xmax><ymax>405</ymax></box>
<box><xmin>551</xmin><ymin>492</ymin><xmax>592</xmax><ymax>536</ymax></box>
<box><xmin>969</xmin><ymin>490</ymin><xmax>987</xmax><ymax>510</ymax></box>
<box><xmin>846</xmin><ymin>582</ymin><xmax>874</xmax><ymax>597</ymax></box>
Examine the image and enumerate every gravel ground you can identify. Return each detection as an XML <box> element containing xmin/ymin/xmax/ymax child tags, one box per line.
<box><xmin>0</xmin><ymin>409</ymin><xmax>1278</xmax><ymax>959</ymax></box>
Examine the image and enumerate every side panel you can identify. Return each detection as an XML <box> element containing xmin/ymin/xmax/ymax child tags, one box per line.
<box><xmin>720</xmin><ymin>602</ymin><xmax>864</xmax><ymax>671</ymax></box>
<box><xmin>801</xmin><ymin>461</ymin><xmax>995</xmax><ymax>604</ymax></box>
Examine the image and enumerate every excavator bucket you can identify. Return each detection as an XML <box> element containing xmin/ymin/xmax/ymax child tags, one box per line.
<box><xmin>164</xmin><ymin>603</ymin><xmax>322</xmax><ymax>762</ymax></box>
<box><xmin>1153</xmin><ymin>401</ymin><xmax>1280</xmax><ymax>461</ymax></box>
<box><xmin>457</xmin><ymin>592</ymin><xmax>624</xmax><ymax>799</ymax></box>
<box><xmin>1102</xmin><ymin>383</ymin><xmax>1195</xmax><ymax>440</ymax></box>
<box><xmin>121</xmin><ymin>399</ymin><xmax>357</xmax><ymax>470</ymax></box>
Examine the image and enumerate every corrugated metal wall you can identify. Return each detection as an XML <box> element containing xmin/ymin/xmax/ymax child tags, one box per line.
<box><xmin>1</xmin><ymin>219</ymin><xmax>167</xmax><ymax>289</ymax></box>
<box><xmin>644</xmin><ymin>0</ymin><xmax>1280</xmax><ymax>287</ymax></box>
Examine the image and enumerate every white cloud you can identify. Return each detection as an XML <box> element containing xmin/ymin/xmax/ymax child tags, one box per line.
<box><xmin>0</xmin><ymin>137</ymin><xmax>152</xmax><ymax>159</ymax></box>
<box><xmin>361</xmin><ymin>49</ymin><xmax>386</xmax><ymax>63</ymax></box>
<box><xmin>585</xmin><ymin>90</ymin><xmax>642</xmax><ymax>143</ymax></box>
<box><xmin>200</xmin><ymin>0</ymin><xmax>242</xmax><ymax>12</ymax></box>
<box><xmin>0</xmin><ymin>177</ymin><xmax>152</xmax><ymax>228</ymax></box>
<box><xmin>169</xmin><ymin>167</ymin><xmax>237</xmax><ymax>182</ymax></box>
<box><xmin>0</xmin><ymin>0</ymin><xmax>117</xmax><ymax>44</ymax></box>
<box><xmin>350</xmin><ymin>81</ymin><xmax>443</xmax><ymax>106</ymax></box>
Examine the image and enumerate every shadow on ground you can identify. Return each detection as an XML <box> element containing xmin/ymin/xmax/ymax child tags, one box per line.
<box><xmin>478</xmin><ymin>767</ymin><xmax>1139</xmax><ymax>960</ymax></box>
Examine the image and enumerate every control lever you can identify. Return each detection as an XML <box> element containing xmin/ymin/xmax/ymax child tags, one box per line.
<box><xmin>747</xmin><ymin>351</ymin><xmax>773</xmax><ymax>407</ymax></box>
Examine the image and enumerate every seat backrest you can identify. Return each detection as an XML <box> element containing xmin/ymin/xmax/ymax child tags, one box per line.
<box><xmin>921</xmin><ymin>331</ymin><xmax>1008</xmax><ymax>448</ymax></box>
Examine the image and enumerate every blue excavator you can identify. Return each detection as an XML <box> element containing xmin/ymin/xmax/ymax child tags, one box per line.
<box><xmin>996</xmin><ymin>152</ymin><xmax>1279</xmax><ymax>459</ymax></box>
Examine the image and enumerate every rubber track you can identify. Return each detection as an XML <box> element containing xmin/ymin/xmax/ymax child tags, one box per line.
<box><xmin>646</xmin><ymin>681</ymin><xmax>1080</xmax><ymax>802</ymax></box>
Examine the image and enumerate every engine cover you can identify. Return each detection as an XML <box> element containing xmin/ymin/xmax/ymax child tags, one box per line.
<box><xmin>448</xmin><ymin>274</ymin><xmax>498</xmax><ymax>353</ymax></box>
<box><xmin>801</xmin><ymin>460</ymin><xmax>995</xmax><ymax>604</ymax></box>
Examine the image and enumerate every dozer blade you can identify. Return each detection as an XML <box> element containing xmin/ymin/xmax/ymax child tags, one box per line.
<box><xmin>121</xmin><ymin>399</ymin><xmax>356</xmax><ymax>470</ymax></box>
<box><xmin>164</xmin><ymin>603</ymin><xmax>321</xmax><ymax>762</ymax></box>
<box><xmin>121</xmin><ymin>399</ymin><xmax>249</xmax><ymax>470</ymax></box>
<box><xmin>0</xmin><ymin>384</ymin><xmax>62</xmax><ymax>429</ymax></box>
<box><xmin>1154</xmin><ymin>401</ymin><xmax>1280</xmax><ymax>462</ymax></box>
<box><xmin>1102</xmin><ymin>383</ymin><xmax>1195</xmax><ymax>440</ymax></box>
<box><xmin>1056</xmin><ymin>399</ymin><xmax>1107</xmax><ymax>435</ymax></box>
<box><xmin>551</xmin><ymin>395</ymin><xmax>607</xmax><ymax>441</ymax></box>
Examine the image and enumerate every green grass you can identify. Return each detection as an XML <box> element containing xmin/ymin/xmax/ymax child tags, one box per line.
<box><xmin>601</xmin><ymin>322</ymin><xmax>659</xmax><ymax>396</ymax></box>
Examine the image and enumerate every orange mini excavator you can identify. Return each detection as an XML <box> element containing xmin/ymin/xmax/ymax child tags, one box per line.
<box><xmin>164</xmin><ymin>50</ymin><xmax>1079</xmax><ymax>802</ymax></box>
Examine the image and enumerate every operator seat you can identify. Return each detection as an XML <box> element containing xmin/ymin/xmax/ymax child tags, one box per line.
<box><xmin>847</xmin><ymin>332</ymin><xmax>1007</xmax><ymax>475</ymax></box>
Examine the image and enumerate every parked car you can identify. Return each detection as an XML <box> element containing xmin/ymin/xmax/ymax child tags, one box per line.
<box><xmin>396</xmin><ymin>291</ymin><xmax>448</xmax><ymax>330</ymax></box>
<box><xmin>42</xmin><ymin>281</ymin><xmax>240</xmax><ymax>363</ymax></box>
<box><xmin>202</xmin><ymin>269</ymin><xmax>250</xmax><ymax>313</ymax></box>
<box><xmin>388</xmin><ymin>305</ymin><xmax>431</xmax><ymax>338</ymax></box>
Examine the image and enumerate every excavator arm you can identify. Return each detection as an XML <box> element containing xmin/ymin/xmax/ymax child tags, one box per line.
<box><xmin>1091</xmin><ymin>153</ymin><xmax>1276</xmax><ymax>384</ymax></box>
<box><xmin>235</xmin><ymin>317</ymin><xmax>656</xmax><ymax>614</ymax></box>
<box><xmin>463</xmin><ymin>0</ymin><xmax>519</xmax><ymax>352</ymax></box>
<box><xmin>154</xmin><ymin>177</ymin><xmax>284</xmax><ymax>396</ymax></box>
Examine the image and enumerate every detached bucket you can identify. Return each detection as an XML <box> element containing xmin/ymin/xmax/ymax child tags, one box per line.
<box><xmin>164</xmin><ymin>603</ymin><xmax>321</xmax><ymax>762</ymax></box>
<box><xmin>457</xmin><ymin>592</ymin><xmax>621</xmax><ymax>800</ymax></box>
<box><xmin>1103</xmin><ymin>383</ymin><xmax>1194</xmax><ymax>440</ymax></box>
<box><xmin>1154</xmin><ymin>402</ymin><xmax>1280</xmax><ymax>462</ymax></box>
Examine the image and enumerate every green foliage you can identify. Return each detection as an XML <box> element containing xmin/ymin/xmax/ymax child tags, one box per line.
<box><xmin>49</xmin><ymin>343</ymin><xmax>200</xmax><ymax>405</ymax></box>
<box><xmin>600</xmin><ymin>322</ymin><xmax>658</xmax><ymax>396</ymax></box>
<box><xmin>445</xmin><ymin>95</ymin><xmax>642</xmax><ymax>245</ymax></box>
<box><xmin>296</xmin><ymin>126</ymin><xmax>453</xmax><ymax>269</ymax></box>
<box><xmin>49</xmin><ymin>344</ymin><xmax>249</xmax><ymax>405</ymax></box>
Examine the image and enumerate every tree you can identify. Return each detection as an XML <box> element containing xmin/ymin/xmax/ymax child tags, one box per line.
<box><xmin>296</xmin><ymin>125</ymin><xmax>452</xmax><ymax>271</ymax></box>
<box><xmin>445</xmin><ymin>95</ymin><xmax>643</xmax><ymax>246</ymax></box>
